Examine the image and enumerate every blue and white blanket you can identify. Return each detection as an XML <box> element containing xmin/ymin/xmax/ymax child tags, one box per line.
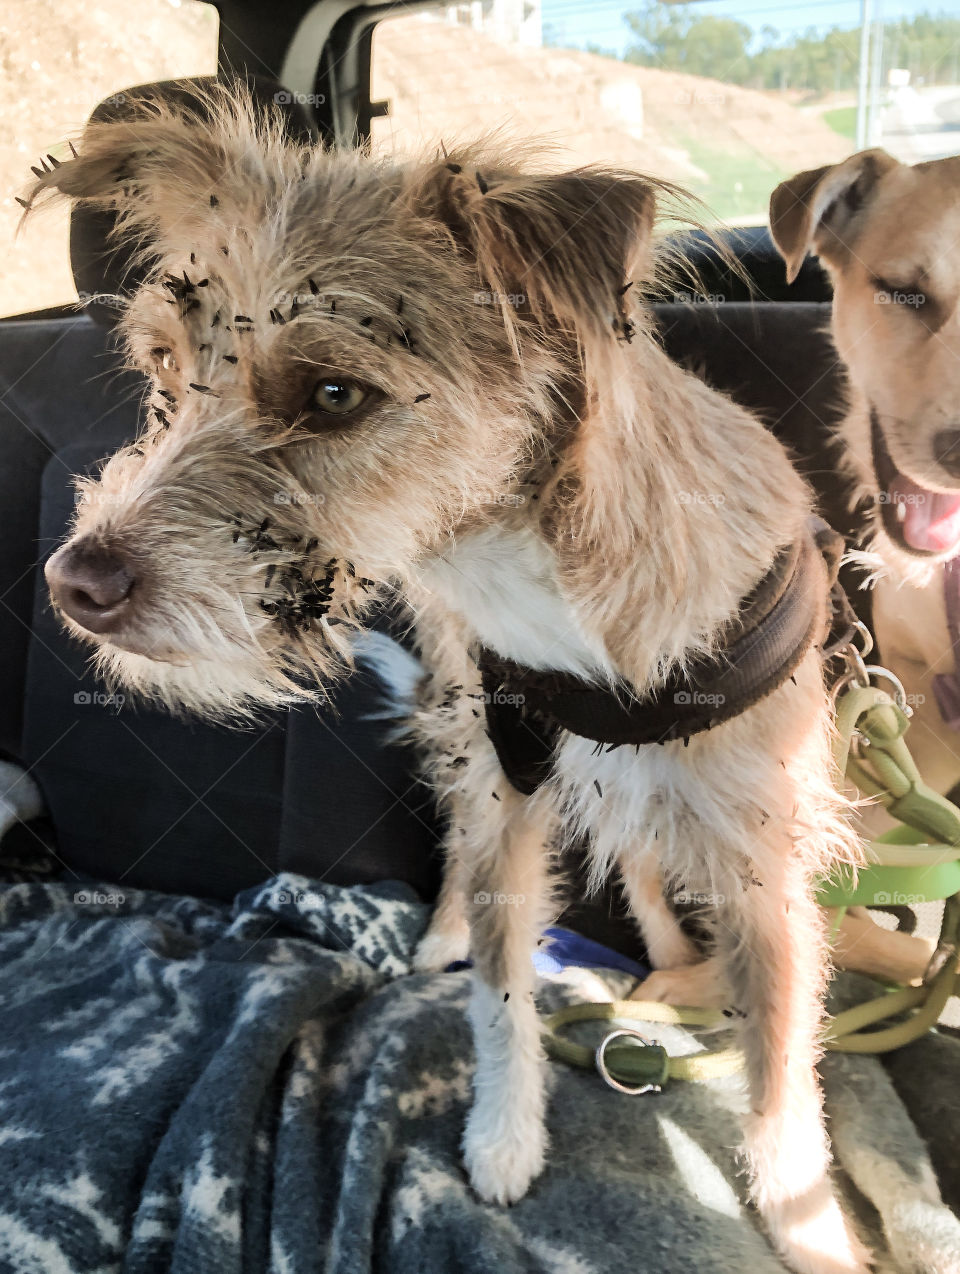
<box><xmin>1</xmin><ymin>870</ymin><xmax>959</xmax><ymax>1274</ymax></box>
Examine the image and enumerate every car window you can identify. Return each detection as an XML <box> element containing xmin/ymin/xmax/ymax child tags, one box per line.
<box><xmin>371</xmin><ymin>3</ymin><xmax>960</xmax><ymax>227</ymax></box>
<box><xmin>1</xmin><ymin>0</ymin><xmax>219</xmax><ymax>319</ymax></box>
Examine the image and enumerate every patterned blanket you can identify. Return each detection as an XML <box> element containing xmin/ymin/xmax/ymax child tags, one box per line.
<box><xmin>1</xmin><ymin>871</ymin><xmax>959</xmax><ymax>1274</ymax></box>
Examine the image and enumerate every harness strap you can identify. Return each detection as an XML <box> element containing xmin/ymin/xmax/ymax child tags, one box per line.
<box><xmin>480</xmin><ymin>518</ymin><xmax>840</xmax><ymax>795</ymax></box>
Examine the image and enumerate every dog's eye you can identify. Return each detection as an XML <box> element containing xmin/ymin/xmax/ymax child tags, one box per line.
<box><xmin>308</xmin><ymin>379</ymin><xmax>367</xmax><ymax>416</ymax></box>
<box><xmin>872</xmin><ymin>276</ymin><xmax>924</xmax><ymax>300</ymax></box>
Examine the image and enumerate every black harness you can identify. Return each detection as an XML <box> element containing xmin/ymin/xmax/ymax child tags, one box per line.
<box><xmin>478</xmin><ymin>519</ymin><xmax>844</xmax><ymax>795</ymax></box>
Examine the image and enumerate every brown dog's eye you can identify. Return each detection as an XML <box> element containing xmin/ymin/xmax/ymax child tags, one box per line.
<box><xmin>308</xmin><ymin>378</ymin><xmax>367</xmax><ymax>416</ymax></box>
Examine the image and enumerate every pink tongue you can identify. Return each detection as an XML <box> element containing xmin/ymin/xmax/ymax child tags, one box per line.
<box><xmin>892</xmin><ymin>474</ymin><xmax>960</xmax><ymax>552</ymax></box>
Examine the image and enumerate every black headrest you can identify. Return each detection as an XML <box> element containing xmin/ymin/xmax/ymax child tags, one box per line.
<box><xmin>70</xmin><ymin>77</ymin><xmax>314</xmax><ymax>326</ymax></box>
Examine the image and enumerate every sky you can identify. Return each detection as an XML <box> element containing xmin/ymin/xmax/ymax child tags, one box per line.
<box><xmin>542</xmin><ymin>0</ymin><xmax>948</xmax><ymax>60</ymax></box>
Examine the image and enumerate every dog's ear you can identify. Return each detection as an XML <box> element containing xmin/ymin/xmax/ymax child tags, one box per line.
<box><xmin>415</xmin><ymin>162</ymin><xmax>657</xmax><ymax>339</ymax></box>
<box><xmin>20</xmin><ymin>108</ymin><xmax>232</xmax><ymax>244</ymax></box>
<box><xmin>769</xmin><ymin>149</ymin><xmax>899</xmax><ymax>283</ymax></box>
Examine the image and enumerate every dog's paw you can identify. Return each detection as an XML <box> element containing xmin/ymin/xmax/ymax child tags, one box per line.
<box><xmin>631</xmin><ymin>957</ymin><xmax>730</xmax><ymax>1009</ymax></box>
<box><xmin>462</xmin><ymin>1104</ymin><xmax>547</xmax><ymax>1206</ymax></box>
<box><xmin>766</xmin><ymin>1192</ymin><xmax>874</xmax><ymax>1274</ymax></box>
<box><xmin>413</xmin><ymin>919</ymin><xmax>470</xmax><ymax>972</ymax></box>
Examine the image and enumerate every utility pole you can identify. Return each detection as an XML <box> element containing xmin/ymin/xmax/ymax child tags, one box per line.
<box><xmin>867</xmin><ymin>0</ymin><xmax>884</xmax><ymax>145</ymax></box>
<box><xmin>856</xmin><ymin>0</ymin><xmax>872</xmax><ymax>148</ymax></box>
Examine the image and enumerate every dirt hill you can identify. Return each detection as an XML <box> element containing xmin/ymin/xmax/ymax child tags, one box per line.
<box><xmin>373</xmin><ymin>15</ymin><xmax>847</xmax><ymax>218</ymax></box>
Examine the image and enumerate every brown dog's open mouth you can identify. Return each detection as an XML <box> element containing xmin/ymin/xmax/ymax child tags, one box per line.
<box><xmin>871</xmin><ymin>413</ymin><xmax>960</xmax><ymax>556</ymax></box>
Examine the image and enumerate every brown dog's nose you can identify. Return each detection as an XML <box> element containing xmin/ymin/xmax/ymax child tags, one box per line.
<box><xmin>933</xmin><ymin>430</ymin><xmax>960</xmax><ymax>479</ymax></box>
<box><xmin>45</xmin><ymin>540</ymin><xmax>136</xmax><ymax>635</ymax></box>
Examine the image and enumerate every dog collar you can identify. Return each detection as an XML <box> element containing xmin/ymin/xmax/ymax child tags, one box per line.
<box><xmin>479</xmin><ymin>518</ymin><xmax>842</xmax><ymax>795</ymax></box>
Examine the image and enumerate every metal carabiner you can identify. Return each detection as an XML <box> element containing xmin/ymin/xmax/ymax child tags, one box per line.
<box><xmin>595</xmin><ymin>1029</ymin><xmax>665</xmax><ymax>1096</ymax></box>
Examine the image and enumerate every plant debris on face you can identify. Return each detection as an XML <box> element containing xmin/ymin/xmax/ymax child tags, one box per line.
<box><xmin>227</xmin><ymin>514</ymin><xmax>372</xmax><ymax>640</ymax></box>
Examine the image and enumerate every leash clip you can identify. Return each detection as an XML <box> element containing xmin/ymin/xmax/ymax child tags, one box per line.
<box><xmin>923</xmin><ymin>938</ymin><xmax>959</xmax><ymax>986</ymax></box>
<box><xmin>595</xmin><ymin>1028</ymin><xmax>667</xmax><ymax>1095</ymax></box>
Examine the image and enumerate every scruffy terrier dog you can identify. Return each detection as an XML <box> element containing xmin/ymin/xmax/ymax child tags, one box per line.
<box><xmin>29</xmin><ymin>89</ymin><xmax>868</xmax><ymax>1272</ymax></box>
<box><xmin>772</xmin><ymin>152</ymin><xmax>960</xmax><ymax>816</ymax></box>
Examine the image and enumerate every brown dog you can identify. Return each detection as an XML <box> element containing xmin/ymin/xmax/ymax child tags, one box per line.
<box><xmin>771</xmin><ymin>150</ymin><xmax>960</xmax><ymax>813</ymax></box>
<box><xmin>28</xmin><ymin>88</ymin><xmax>869</xmax><ymax>1271</ymax></box>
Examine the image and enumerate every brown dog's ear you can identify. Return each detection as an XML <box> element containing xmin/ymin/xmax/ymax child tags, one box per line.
<box><xmin>769</xmin><ymin>149</ymin><xmax>899</xmax><ymax>283</ymax></box>
<box><xmin>415</xmin><ymin>161</ymin><xmax>657</xmax><ymax>341</ymax></box>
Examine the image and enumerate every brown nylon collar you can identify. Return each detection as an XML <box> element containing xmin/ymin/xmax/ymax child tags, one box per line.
<box><xmin>478</xmin><ymin>517</ymin><xmax>842</xmax><ymax>794</ymax></box>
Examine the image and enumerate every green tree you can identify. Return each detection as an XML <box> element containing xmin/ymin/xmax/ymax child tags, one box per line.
<box><xmin>621</xmin><ymin>3</ymin><xmax>960</xmax><ymax>97</ymax></box>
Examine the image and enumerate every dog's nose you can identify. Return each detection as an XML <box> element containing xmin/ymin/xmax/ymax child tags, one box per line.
<box><xmin>45</xmin><ymin>540</ymin><xmax>136</xmax><ymax>635</ymax></box>
<box><xmin>933</xmin><ymin>430</ymin><xmax>960</xmax><ymax>479</ymax></box>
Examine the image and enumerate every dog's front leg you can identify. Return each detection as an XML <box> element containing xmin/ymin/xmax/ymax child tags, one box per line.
<box><xmin>413</xmin><ymin>812</ymin><xmax>472</xmax><ymax>971</ymax></box>
<box><xmin>461</xmin><ymin>785</ymin><xmax>554</xmax><ymax>1206</ymax></box>
<box><xmin>713</xmin><ymin>681</ymin><xmax>872</xmax><ymax>1272</ymax></box>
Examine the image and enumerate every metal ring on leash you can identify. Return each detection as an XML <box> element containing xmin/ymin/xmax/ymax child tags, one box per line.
<box><xmin>830</xmin><ymin>663</ymin><xmax>870</xmax><ymax>705</ymax></box>
<box><xmin>860</xmin><ymin>665</ymin><xmax>911</xmax><ymax>715</ymax></box>
<box><xmin>851</xmin><ymin>620</ymin><xmax>874</xmax><ymax>659</ymax></box>
<box><xmin>595</xmin><ymin>1029</ymin><xmax>664</xmax><ymax>1095</ymax></box>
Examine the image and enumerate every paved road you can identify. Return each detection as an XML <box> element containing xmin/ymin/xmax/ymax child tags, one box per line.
<box><xmin>881</xmin><ymin>84</ymin><xmax>960</xmax><ymax>162</ymax></box>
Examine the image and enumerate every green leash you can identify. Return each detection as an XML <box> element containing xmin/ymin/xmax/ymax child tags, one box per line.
<box><xmin>544</xmin><ymin>667</ymin><xmax>960</xmax><ymax>1092</ymax></box>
